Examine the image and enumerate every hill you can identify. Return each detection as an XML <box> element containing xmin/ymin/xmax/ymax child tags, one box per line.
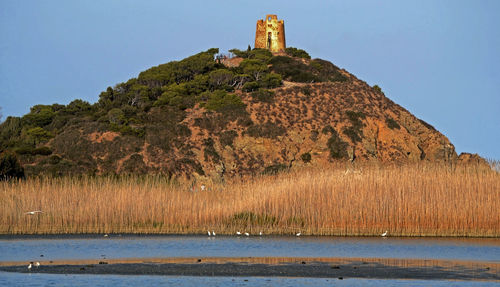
<box><xmin>0</xmin><ymin>48</ymin><xmax>468</xmax><ymax>179</ymax></box>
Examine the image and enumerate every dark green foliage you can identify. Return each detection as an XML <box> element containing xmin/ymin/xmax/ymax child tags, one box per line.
<box><xmin>15</xmin><ymin>146</ymin><xmax>52</xmax><ymax>156</ymax></box>
<box><xmin>204</xmin><ymin>90</ymin><xmax>245</xmax><ymax>112</ymax></box>
<box><xmin>242</xmin><ymin>81</ymin><xmax>260</xmax><ymax>92</ymax></box>
<box><xmin>322</xmin><ymin>125</ymin><xmax>335</xmax><ymax>135</ymax></box>
<box><xmin>386</xmin><ymin>117</ymin><xmax>400</xmax><ymax>130</ymax></box>
<box><xmin>270</xmin><ymin>56</ymin><xmax>347</xmax><ymax>83</ymax></box>
<box><xmin>342</xmin><ymin>126</ymin><xmax>362</xmax><ymax>143</ymax></box>
<box><xmin>248</xmin><ymin>48</ymin><xmax>273</xmax><ymax>61</ymax></box>
<box><xmin>121</xmin><ymin>154</ymin><xmax>147</xmax><ymax>174</ymax></box>
<box><xmin>0</xmin><ymin>152</ymin><xmax>25</xmax><ymax>180</ymax></box>
<box><xmin>246</xmin><ymin>121</ymin><xmax>286</xmax><ymax>139</ymax></box>
<box><xmin>22</xmin><ymin>105</ymin><xmax>56</xmax><ymax>127</ymax></box>
<box><xmin>138</xmin><ymin>48</ymin><xmax>220</xmax><ymax>87</ymax></box>
<box><xmin>270</xmin><ymin>56</ymin><xmax>320</xmax><ymax>83</ymax></box>
<box><xmin>220</xmin><ymin>130</ymin><xmax>238</xmax><ymax>147</ymax></box>
<box><xmin>343</xmin><ymin>110</ymin><xmax>366</xmax><ymax>143</ymax></box>
<box><xmin>203</xmin><ymin>138</ymin><xmax>221</xmax><ymax>164</ymax></box>
<box><xmin>300</xmin><ymin>152</ymin><xmax>312</xmax><ymax>163</ymax></box>
<box><xmin>373</xmin><ymin>85</ymin><xmax>384</xmax><ymax>95</ymax></box>
<box><xmin>262</xmin><ymin>163</ymin><xmax>288</xmax><ymax>175</ymax></box>
<box><xmin>285</xmin><ymin>47</ymin><xmax>311</xmax><ymax>59</ymax></box>
<box><xmin>310</xmin><ymin>130</ymin><xmax>319</xmax><ymax>141</ymax></box>
<box><xmin>327</xmin><ymin>129</ymin><xmax>349</xmax><ymax>159</ymax></box>
<box><xmin>259</xmin><ymin>73</ymin><xmax>282</xmax><ymax>89</ymax></box>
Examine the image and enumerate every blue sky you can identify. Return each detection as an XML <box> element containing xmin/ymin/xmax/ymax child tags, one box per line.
<box><xmin>1</xmin><ymin>0</ymin><xmax>499</xmax><ymax>159</ymax></box>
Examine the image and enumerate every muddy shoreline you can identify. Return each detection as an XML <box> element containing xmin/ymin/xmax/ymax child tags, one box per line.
<box><xmin>1</xmin><ymin>258</ymin><xmax>498</xmax><ymax>281</ymax></box>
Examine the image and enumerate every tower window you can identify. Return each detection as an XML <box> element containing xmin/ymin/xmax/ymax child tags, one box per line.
<box><xmin>268</xmin><ymin>16</ymin><xmax>272</xmax><ymax>21</ymax></box>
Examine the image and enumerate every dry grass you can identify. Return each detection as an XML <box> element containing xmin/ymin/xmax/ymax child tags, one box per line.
<box><xmin>1</xmin><ymin>163</ymin><xmax>498</xmax><ymax>236</ymax></box>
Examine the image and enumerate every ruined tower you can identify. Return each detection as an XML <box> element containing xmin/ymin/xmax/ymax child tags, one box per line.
<box><xmin>255</xmin><ymin>14</ymin><xmax>286</xmax><ymax>53</ymax></box>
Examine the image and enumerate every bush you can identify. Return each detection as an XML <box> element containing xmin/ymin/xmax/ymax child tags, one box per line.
<box><xmin>262</xmin><ymin>163</ymin><xmax>288</xmax><ymax>175</ymax></box>
<box><xmin>220</xmin><ymin>130</ymin><xmax>238</xmax><ymax>147</ymax></box>
<box><xmin>204</xmin><ymin>90</ymin><xmax>245</xmax><ymax>112</ymax></box>
<box><xmin>0</xmin><ymin>152</ymin><xmax>25</xmax><ymax>180</ymax></box>
<box><xmin>285</xmin><ymin>47</ymin><xmax>311</xmax><ymax>59</ymax></box>
<box><xmin>386</xmin><ymin>117</ymin><xmax>400</xmax><ymax>130</ymax></box>
<box><xmin>301</xmin><ymin>152</ymin><xmax>312</xmax><ymax>163</ymax></box>
<box><xmin>242</xmin><ymin>81</ymin><xmax>260</xmax><ymax>92</ymax></box>
<box><xmin>203</xmin><ymin>138</ymin><xmax>221</xmax><ymax>164</ymax></box>
<box><xmin>327</xmin><ymin>130</ymin><xmax>349</xmax><ymax>159</ymax></box>
<box><xmin>373</xmin><ymin>85</ymin><xmax>384</xmax><ymax>95</ymax></box>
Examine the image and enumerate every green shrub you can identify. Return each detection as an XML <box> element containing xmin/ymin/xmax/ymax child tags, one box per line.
<box><xmin>259</xmin><ymin>73</ymin><xmax>282</xmax><ymax>89</ymax></box>
<box><xmin>203</xmin><ymin>138</ymin><xmax>221</xmax><ymax>164</ymax></box>
<box><xmin>321</xmin><ymin>125</ymin><xmax>335</xmax><ymax>134</ymax></box>
<box><xmin>0</xmin><ymin>152</ymin><xmax>25</xmax><ymax>180</ymax></box>
<box><xmin>373</xmin><ymin>85</ymin><xmax>384</xmax><ymax>95</ymax></box>
<box><xmin>204</xmin><ymin>90</ymin><xmax>246</xmax><ymax>113</ymax></box>
<box><xmin>220</xmin><ymin>130</ymin><xmax>238</xmax><ymax>147</ymax></box>
<box><xmin>386</xmin><ymin>117</ymin><xmax>400</xmax><ymax>130</ymax></box>
<box><xmin>242</xmin><ymin>81</ymin><xmax>260</xmax><ymax>92</ymax></box>
<box><xmin>327</xmin><ymin>130</ymin><xmax>349</xmax><ymax>159</ymax></box>
<box><xmin>262</xmin><ymin>163</ymin><xmax>288</xmax><ymax>175</ymax></box>
<box><xmin>285</xmin><ymin>47</ymin><xmax>311</xmax><ymax>59</ymax></box>
<box><xmin>343</xmin><ymin>126</ymin><xmax>362</xmax><ymax>143</ymax></box>
<box><xmin>300</xmin><ymin>152</ymin><xmax>312</xmax><ymax>163</ymax></box>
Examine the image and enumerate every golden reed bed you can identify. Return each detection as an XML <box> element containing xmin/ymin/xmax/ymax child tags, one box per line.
<box><xmin>1</xmin><ymin>163</ymin><xmax>498</xmax><ymax>236</ymax></box>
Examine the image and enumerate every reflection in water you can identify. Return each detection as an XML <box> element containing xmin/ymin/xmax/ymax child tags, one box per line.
<box><xmin>0</xmin><ymin>235</ymin><xmax>498</xmax><ymax>262</ymax></box>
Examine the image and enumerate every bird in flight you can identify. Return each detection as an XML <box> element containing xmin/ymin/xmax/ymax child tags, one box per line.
<box><xmin>25</xmin><ymin>210</ymin><xmax>43</xmax><ymax>215</ymax></box>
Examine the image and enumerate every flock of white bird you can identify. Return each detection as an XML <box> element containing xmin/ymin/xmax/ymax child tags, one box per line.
<box><xmin>24</xmin><ymin>209</ymin><xmax>389</xmax><ymax>269</ymax></box>
<box><xmin>208</xmin><ymin>231</ymin><xmax>303</xmax><ymax>237</ymax></box>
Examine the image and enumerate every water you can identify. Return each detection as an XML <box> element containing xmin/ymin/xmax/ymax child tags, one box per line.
<box><xmin>0</xmin><ymin>235</ymin><xmax>498</xmax><ymax>262</ymax></box>
<box><xmin>1</xmin><ymin>235</ymin><xmax>498</xmax><ymax>286</ymax></box>
<box><xmin>0</xmin><ymin>272</ymin><xmax>497</xmax><ymax>287</ymax></box>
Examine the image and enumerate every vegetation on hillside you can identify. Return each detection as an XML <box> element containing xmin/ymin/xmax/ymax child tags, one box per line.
<box><xmin>0</xmin><ymin>47</ymin><xmax>350</xmax><ymax>178</ymax></box>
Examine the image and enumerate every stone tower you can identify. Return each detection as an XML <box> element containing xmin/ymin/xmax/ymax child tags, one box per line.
<box><xmin>254</xmin><ymin>14</ymin><xmax>286</xmax><ymax>53</ymax></box>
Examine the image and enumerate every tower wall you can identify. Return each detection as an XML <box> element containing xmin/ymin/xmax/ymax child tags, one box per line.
<box><xmin>254</xmin><ymin>14</ymin><xmax>286</xmax><ymax>53</ymax></box>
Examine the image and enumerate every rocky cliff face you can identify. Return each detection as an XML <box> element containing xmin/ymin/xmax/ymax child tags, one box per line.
<box><xmin>0</xmin><ymin>49</ymin><xmax>461</xmax><ymax>179</ymax></box>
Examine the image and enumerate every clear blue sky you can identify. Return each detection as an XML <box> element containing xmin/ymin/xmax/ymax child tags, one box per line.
<box><xmin>1</xmin><ymin>0</ymin><xmax>499</xmax><ymax>159</ymax></box>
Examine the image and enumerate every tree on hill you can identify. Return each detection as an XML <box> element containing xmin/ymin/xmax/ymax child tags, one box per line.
<box><xmin>0</xmin><ymin>152</ymin><xmax>25</xmax><ymax>180</ymax></box>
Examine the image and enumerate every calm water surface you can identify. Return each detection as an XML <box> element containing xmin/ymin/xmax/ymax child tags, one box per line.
<box><xmin>0</xmin><ymin>235</ymin><xmax>499</xmax><ymax>262</ymax></box>
<box><xmin>0</xmin><ymin>272</ymin><xmax>497</xmax><ymax>287</ymax></box>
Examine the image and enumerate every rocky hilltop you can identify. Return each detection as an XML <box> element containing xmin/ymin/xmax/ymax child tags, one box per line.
<box><xmin>0</xmin><ymin>48</ymin><xmax>465</xmax><ymax>179</ymax></box>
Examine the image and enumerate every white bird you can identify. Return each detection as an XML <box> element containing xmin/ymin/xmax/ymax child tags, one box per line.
<box><xmin>27</xmin><ymin>262</ymin><xmax>33</xmax><ymax>270</ymax></box>
<box><xmin>207</xmin><ymin>230</ymin><xmax>211</xmax><ymax>236</ymax></box>
<box><xmin>25</xmin><ymin>210</ymin><xmax>43</xmax><ymax>215</ymax></box>
<box><xmin>381</xmin><ymin>230</ymin><xmax>388</xmax><ymax>237</ymax></box>
<box><xmin>103</xmin><ymin>234</ymin><xmax>109</xmax><ymax>237</ymax></box>
<box><xmin>296</xmin><ymin>232</ymin><xmax>301</xmax><ymax>237</ymax></box>
<box><xmin>201</xmin><ymin>185</ymin><xmax>206</xmax><ymax>191</ymax></box>
<box><xmin>259</xmin><ymin>231</ymin><xmax>263</xmax><ymax>236</ymax></box>
<box><xmin>35</xmin><ymin>262</ymin><xmax>40</xmax><ymax>268</ymax></box>
<box><xmin>212</xmin><ymin>230</ymin><xmax>216</xmax><ymax>236</ymax></box>
<box><xmin>244</xmin><ymin>232</ymin><xmax>250</xmax><ymax>236</ymax></box>
<box><xmin>236</xmin><ymin>231</ymin><xmax>241</xmax><ymax>235</ymax></box>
